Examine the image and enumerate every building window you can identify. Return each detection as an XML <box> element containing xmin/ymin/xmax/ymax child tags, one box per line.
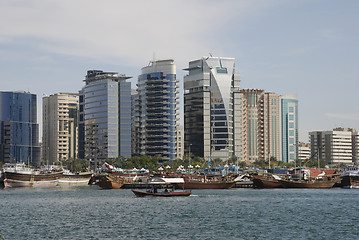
<box><xmin>216</xmin><ymin>67</ymin><xmax>228</xmax><ymax>74</ymax></box>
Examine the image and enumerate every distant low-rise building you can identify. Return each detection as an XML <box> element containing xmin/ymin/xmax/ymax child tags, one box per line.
<box><xmin>298</xmin><ymin>142</ymin><xmax>311</xmax><ymax>161</ymax></box>
<box><xmin>309</xmin><ymin>127</ymin><xmax>356</xmax><ymax>165</ymax></box>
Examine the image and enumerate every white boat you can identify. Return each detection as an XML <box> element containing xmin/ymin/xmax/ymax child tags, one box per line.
<box><xmin>340</xmin><ymin>166</ymin><xmax>359</xmax><ymax>189</ymax></box>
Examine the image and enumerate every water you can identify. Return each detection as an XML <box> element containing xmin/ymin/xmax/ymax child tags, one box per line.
<box><xmin>0</xmin><ymin>186</ymin><xmax>358</xmax><ymax>240</ymax></box>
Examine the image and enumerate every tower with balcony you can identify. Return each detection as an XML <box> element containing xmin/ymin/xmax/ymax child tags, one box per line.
<box><xmin>135</xmin><ymin>60</ymin><xmax>179</xmax><ymax>161</ymax></box>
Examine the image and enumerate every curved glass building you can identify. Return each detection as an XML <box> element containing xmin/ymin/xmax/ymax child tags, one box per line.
<box><xmin>184</xmin><ymin>56</ymin><xmax>241</xmax><ymax>161</ymax></box>
<box><xmin>0</xmin><ymin>91</ymin><xmax>40</xmax><ymax>166</ymax></box>
<box><xmin>134</xmin><ymin>60</ymin><xmax>179</xmax><ymax>161</ymax></box>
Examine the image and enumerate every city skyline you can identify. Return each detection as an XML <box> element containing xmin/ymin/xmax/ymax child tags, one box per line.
<box><xmin>0</xmin><ymin>1</ymin><xmax>358</xmax><ymax>142</ymax></box>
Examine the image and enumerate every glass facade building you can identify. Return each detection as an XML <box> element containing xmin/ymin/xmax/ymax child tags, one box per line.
<box><xmin>79</xmin><ymin>70</ymin><xmax>132</xmax><ymax>160</ymax></box>
<box><xmin>0</xmin><ymin>91</ymin><xmax>40</xmax><ymax>166</ymax></box>
<box><xmin>134</xmin><ymin>60</ymin><xmax>179</xmax><ymax>161</ymax></box>
<box><xmin>184</xmin><ymin>56</ymin><xmax>241</xmax><ymax>161</ymax></box>
<box><xmin>280</xmin><ymin>94</ymin><xmax>298</xmax><ymax>162</ymax></box>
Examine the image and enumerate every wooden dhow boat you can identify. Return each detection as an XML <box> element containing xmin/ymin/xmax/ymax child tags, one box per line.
<box><xmin>183</xmin><ymin>175</ymin><xmax>236</xmax><ymax>189</ymax></box>
<box><xmin>158</xmin><ymin>172</ymin><xmax>237</xmax><ymax>189</ymax></box>
<box><xmin>97</xmin><ymin>174</ymin><xmax>125</xmax><ymax>189</ymax></box>
<box><xmin>184</xmin><ymin>180</ymin><xmax>236</xmax><ymax>189</ymax></box>
<box><xmin>58</xmin><ymin>171</ymin><xmax>93</xmax><ymax>186</ymax></box>
<box><xmin>252</xmin><ymin>173</ymin><xmax>283</xmax><ymax>188</ymax></box>
<box><xmin>2</xmin><ymin>163</ymin><xmax>62</xmax><ymax>188</ymax></box>
<box><xmin>132</xmin><ymin>189</ymin><xmax>191</xmax><ymax>197</ymax></box>
<box><xmin>279</xmin><ymin>175</ymin><xmax>340</xmax><ymax>189</ymax></box>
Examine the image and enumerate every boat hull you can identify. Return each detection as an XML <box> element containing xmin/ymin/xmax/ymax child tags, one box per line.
<box><xmin>4</xmin><ymin>179</ymin><xmax>59</xmax><ymax>188</ymax></box>
<box><xmin>183</xmin><ymin>181</ymin><xmax>236</xmax><ymax>189</ymax></box>
<box><xmin>132</xmin><ymin>189</ymin><xmax>191</xmax><ymax>197</ymax></box>
<box><xmin>279</xmin><ymin>178</ymin><xmax>339</xmax><ymax>189</ymax></box>
<box><xmin>58</xmin><ymin>172</ymin><xmax>92</xmax><ymax>186</ymax></box>
<box><xmin>252</xmin><ymin>175</ymin><xmax>282</xmax><ymax>188</ymax></box>
<box><xmin>98</xmin><ymin>174</ymin><xmax>124</xmax><ymax>189</ymax></box>
<box><xmin>341</xmin><ymin>175</ymin><xmax>359</xmax><ymax>189</ymax></box>
<box><xmin>3</xmin><ymin>171</ymin><xmax>62</xmax><ymax>188</ymax></box>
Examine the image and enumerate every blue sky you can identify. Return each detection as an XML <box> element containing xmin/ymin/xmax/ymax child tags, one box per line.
<box><xmin>0</xmin><ymin>0</ymin><xmax>358</xmax><ymax>142</ymax></box>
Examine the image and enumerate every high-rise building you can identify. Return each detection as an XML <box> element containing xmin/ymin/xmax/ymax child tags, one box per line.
<box><xmin>309</xmin><ymin>127</ymin><xmax>355</xmax><ymax>165</ymax></box>
<box><xmin>79</xmin><ymin>70</ymin><xmax>132</xmax><ymax>161</ymax></box>
<box><xmin>184</xmin><ymin>56</ymin><xmax>241</xmax><ymax>161</ymax></box>
<box><xmin>0</xmin><ymin>91</ymin><xmax>40</xmax><ymax>166</ymax></box>
<box><xmin>42</xmin><ymin>93</ymin><xmax>79</xmax><ymax>164</ymax></box>
<box><xmin>238</xmin><ymin>89</ymin><xmax>281</xmax><ymax>163</ymax></box>
<box><xmin>78</xmin><ymin>89</ymin><xmax>85</xmax><ymax>159</ymax></box>
<box><xmin>176</xmin><ymin>126</ymin><xmax>184</xmax><ymax>160</ymax></box>
<box><xmin>134</xmin><ymin>59</ymin><xmax>179</xmax><ymax>161</ymax></box>
<box><xmin>280</xmin><ymin>94</ymin><xmax>298</xmax><ymax>162</ymax></box>
<box><xmin>131</xmin><ymin>89</ymin><xmax>139</xmax><ymax>157</ymax></box>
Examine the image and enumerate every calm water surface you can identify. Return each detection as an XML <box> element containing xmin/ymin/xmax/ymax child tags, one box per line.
<box><xmin>0</xmin><ymin>186</ymin><xmax>358</xmax><ymax>240</ymax></box>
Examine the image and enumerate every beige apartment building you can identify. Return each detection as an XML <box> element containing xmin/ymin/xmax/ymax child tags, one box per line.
<box><xmin>238</xmin><ymin>89</ymin><xmax>281</xmax><ymax>163</ymax></box>
<box><xmin>42</xmin><ymin>93</ymin><xmax>79</xmax><ymax>164</ymax></box>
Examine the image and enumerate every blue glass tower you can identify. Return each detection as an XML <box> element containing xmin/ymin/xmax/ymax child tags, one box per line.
<box><xmin>80</xmin><ymin>70</ymin><xmax>132</xmax><ymax>160</ymax></box>
<box><xmin>135</xmin><ymin>60</ymin><xmax>178</xmax><ymax>161</ymax></box>
<box><xmin>0</xmin><ymin>91</ymin><xmax>40</xmax><ymax>166</ymax></box>
<box><xmin>281</xmin><ymin>94</ymin><xmax>298</xmax><ymax>162</ymax></box>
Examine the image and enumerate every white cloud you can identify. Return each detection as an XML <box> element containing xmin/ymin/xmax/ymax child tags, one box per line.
<box><xmin>284</xmin><ymin>47</ymin><xmax>311</xmax><ymax>56</ymax></box>
<box><xmin>0</xmin><ymin>0</ymin><xmax>279</xmax><ymax>69</ymax></box>
<box><xmin>319</xmin><ymin>29</ymin><xmax>341</xmax><ymax>40</ymax></box>
<box><xmin>325</xmin><ymin>113</ymin><xmax>359</xmax><ymax>121</ymax></box>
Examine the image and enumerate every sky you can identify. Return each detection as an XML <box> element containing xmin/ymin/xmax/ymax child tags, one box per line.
<box><xmin>0</xmin><ymin>0</ymin><xmax>358</xmax><ymax>142</ymax></box>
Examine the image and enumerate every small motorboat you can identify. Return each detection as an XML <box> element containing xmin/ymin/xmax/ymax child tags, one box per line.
<box><xmin>132</xmin><ymin>189</ymin><xmax>191</xmax><ymax>197</ymax></box>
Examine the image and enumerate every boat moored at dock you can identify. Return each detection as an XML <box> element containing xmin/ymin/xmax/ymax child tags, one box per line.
<box><xmin>340</xmin><ymin>166</ymin><xmax>359</xmax><ymax>189</ymax></box>
<box><xmin>252</xmin><ymin>173</ymin><xmax>283</xmax><ymax>188</ymax></box>
<box><xmin>97</xmin><ymin>174</ymin><xmax>125</xmax><ymax>189</ymax></box>
<box><xmin>58</xmin><ymin>171</ymin><xmax>93</xmax><ymax>186</ymax></box>
<box><xmin>2</xmin><ymin>163</ymin><xmax>62</xmax><ymax>188</ymax></box>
